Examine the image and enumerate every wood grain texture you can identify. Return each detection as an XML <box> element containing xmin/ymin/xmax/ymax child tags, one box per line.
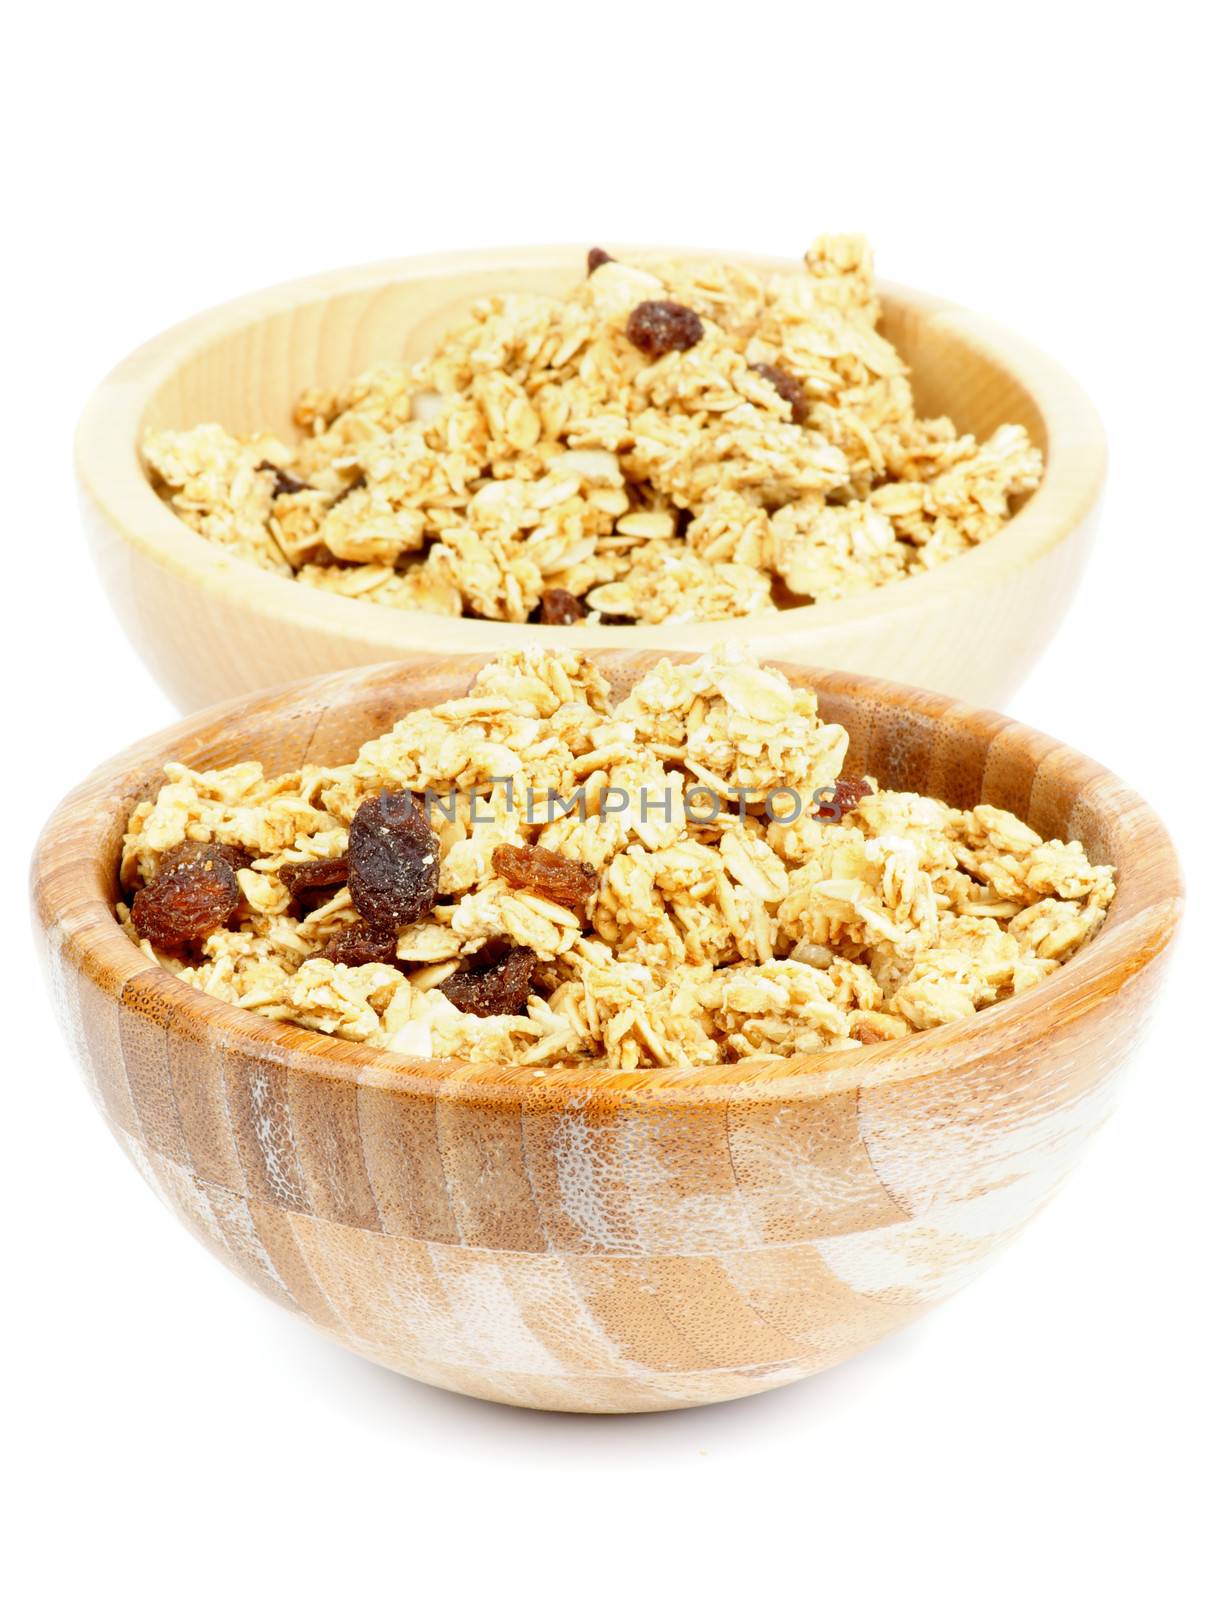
<box><xmin>31</xmin><ymin>655</ymin><xmax>1181</xmax><ymax>1412</ymax></box>
<box><xmin>74</xmin><ymin>246</ymin><xmax>1106</xmax><ymax>712</ymax></box>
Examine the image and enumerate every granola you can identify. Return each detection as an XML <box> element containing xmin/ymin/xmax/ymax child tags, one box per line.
<box><xmin>142</xmin><ymin>237</ymin><xmax>1043</xmax><ymax>625</ymax></box>
<box><xmin>117</xmin><ymin>648</ymin><xmax>1114</xmax><ymax>1069</ymax></box>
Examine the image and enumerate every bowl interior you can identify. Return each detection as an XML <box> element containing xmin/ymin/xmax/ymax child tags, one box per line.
<box><xmin>140</xmin><ymin>256</ymin><xmax>1047</xmax><ymax>471</ymax></box>
<box><xmin>83</xmin><ymin>653</ymin><xmax>1167</xmax><ymax>963</ymax></box>
<box><xmin>79</xmin><ymin>248</ymin><xmax>1110</xmax><ymax>716</ymax></box>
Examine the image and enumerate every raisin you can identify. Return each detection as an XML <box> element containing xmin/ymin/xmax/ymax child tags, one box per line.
<box><xmin>599</xmin><ymin>613</ymin><xmax>636</xmax><ymax>626</ymax></box>
<box><xmin>157</xmin><ymin>839</ymin><xmax>251</xmax><ymax>876</ymax></box>
<box><xmin>625</xmin><ymin>300</ymin><xmax>704</xmax><ymax>357</ymax></box>
<box><xmin>492</xmin><ymin>843</ymin><xmax>597</xmax><ymax>917</ymax></box>
<box><xmin>131</xmin><ymin>855</ymin><xmax>241</xmax><ymax>949</ymax></box>
<box><xmin>258</xmin><ymin>460</ymin><xmax>311</xmax><ymax>496</ymax></box>
<box><xmin>329</xmin><ymin>472</ymin><xmax>366</xmax><ymax>507</ymax></box>
<box><xmin>750</xmin><ymin>362</ymin><xmax>809</xmax><ymax>425</ymax></box>
<box><xmin>322</xmin><ymin>921</ymin><xmax>398</xmax><ymax>967</ymax></box>
<box><xmin>347</xmin><ymin>790</ymin><xmax>440</xmax><ymax>930</ymax></box>
<box><xmin>851</xmin><ymin>1018</ymin><xmax>886</xmax><ymax>1047</ymax></box>
<box><xmin>536</xmin><ymin>587</ymin><xmax>585</xmax><ymax>626</ymax></box>
<box><xmin>813</xmin><ymin>778</ymin><xmax>873</xmax><ymax>823</ymax></box>
<box><xmin>280</xmin><ymin>855</ymin><xmax>349</xmax><ymax>900</ymax></box>
<box><xmin>439</xmin><ymin>945</ymin><xmax>537</xmax><ymax>1017</ymax></box>
<box><xmin>587</xmin><ymin>247</ymin><xmax>614</xmax><ymax>274</ymax></box>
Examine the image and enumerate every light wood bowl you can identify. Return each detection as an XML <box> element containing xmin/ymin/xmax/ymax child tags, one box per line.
<box><xmin>32</xmin><ymin>653</ymin><xmax>1181</xmax><ymax>1413</ymax></box>
<box><xmin>76</xmin><ymin>247</ymin><xmax>1106</xmax><ymax>712</ymax></box>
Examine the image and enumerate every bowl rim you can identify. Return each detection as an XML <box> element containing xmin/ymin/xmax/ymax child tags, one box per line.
<box><xmin>32</xmin><ymin>651</ymin><xmax>1182</xmax><ymax>1109</ymax></box>
<box><xmin>74</xmin><ymin>243</ymin><xmax>1107</xmax><ymax>657</ymax></box>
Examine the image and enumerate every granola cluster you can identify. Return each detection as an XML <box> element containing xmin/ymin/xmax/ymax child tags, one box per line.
<box><xmin>118</xmin><ymin>648</ymin><xmax>1114</xmax><ymax>1070</ymax></box>
<box><xmin>142</xmin><ymin>237</ymin><xmax>1043</xmax><ymax>625</ymax></box>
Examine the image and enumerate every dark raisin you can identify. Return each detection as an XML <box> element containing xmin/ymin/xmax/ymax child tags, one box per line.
<box><xmin>258</xmin><ymin>460</ymin><xmax>312</xmax><ymax>496</ymax></box>
<box><xmin>348</xmin><ymin>790</ymin><xmax>440</xmax><ymax>930</ymax></box>
<box><xmin>322</xmin><ymin>921</ymin><xmax>399</xmax><ymax>967</ymax></box>
<box><xmin>625</xmin><ymin>300</ymin><xmax>704</xmax><ymax>357</ymax></box>
<box><xmin>598</xmin><ymin>612</ymin><xmax>636</xmax><ymax>626</ymax></box>
<box><xmin>750</xmin><ymin>362</ymin><xmax>809</xmax><ymax>425</ymax></box>
<box><xmin>492</xmin><ymin>843</ymin><xmax>597</xmax><ymax>917</ymax></box>
<box><xmin>536</xmin><ymin>588</ymin><xmax>585</xmax><ymax>626</ymax></box>
<box><xmin>131</xmin><ymin>855</ymin><xmax>242</xmax><ymax>949</ymax></box>
<box><xmin>280</xmin><ymin>855</ymin><xmax>349</xmax><ymax>900</ymax></box>
<box><xmin>587</xmin><ymin>247</ymin><xmax>614</xmax><ymax>274</ymax></box>
<box><xmin>813</xmin><ymin>778</ymin><xmax>873</xmax><ymax>823</ymax></box>
<box><xmin>329</xmin><ymin>472</ymin><xmax>366</xmax><ymax>507</ymax></box>
<box><xmin>439</xmin><ymin>945</ymin><xmax>537</xmax><ymax>1017</ymax></box>
<box><xmin>157</xmin><ymin>839</ymin><xmax>251</xmax><ymax>876</ymax></box>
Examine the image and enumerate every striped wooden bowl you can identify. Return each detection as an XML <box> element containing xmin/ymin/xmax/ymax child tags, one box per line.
<box><xmin>31</xmin><ymin>654</ymin><xmax>1181</xmax><ymax>1412</ymax></box>
<box><xmin>75</xmin><ymin>246</ymin><xmax>1106</xmax><ymax>712</ymax></box>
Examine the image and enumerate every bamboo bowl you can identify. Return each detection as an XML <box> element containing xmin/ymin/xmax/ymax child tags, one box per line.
<box><xmin>76</xmin><ymin>247</ymin><xmax>1106</xmax><ymax>713</ymax></box>
<box><xmin>31</xmin><ymin>653</ymin><xmax>1181</xmax><ymax>1413</ymax></box>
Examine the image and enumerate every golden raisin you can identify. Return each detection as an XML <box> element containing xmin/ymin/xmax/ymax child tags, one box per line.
<box><xmin>851</xmin><ymin>1018</ymin><xmax>886</xmax><ymax>1047</ymax></box>
<box><xmin>492</xmin><ymin>843</ymin><xmax>597</xmax><ymax>916</ymax></box>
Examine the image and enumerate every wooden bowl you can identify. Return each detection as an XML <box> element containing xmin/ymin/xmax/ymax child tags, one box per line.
<box><xmin>31</xmin><ymin>653</ymin><xmax>1181</xmax><ymax>1413</ymax></box>
<box><xmin>75</xmin><ymin>247</ymin><xmax>1106</xmax><ymax>713</ymax></box>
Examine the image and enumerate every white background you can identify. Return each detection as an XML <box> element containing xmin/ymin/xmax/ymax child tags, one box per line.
<box><xmin>5</xmin><ymin>4</ymin><xmax>1210</xmax><ymax>1595</ymax></box>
